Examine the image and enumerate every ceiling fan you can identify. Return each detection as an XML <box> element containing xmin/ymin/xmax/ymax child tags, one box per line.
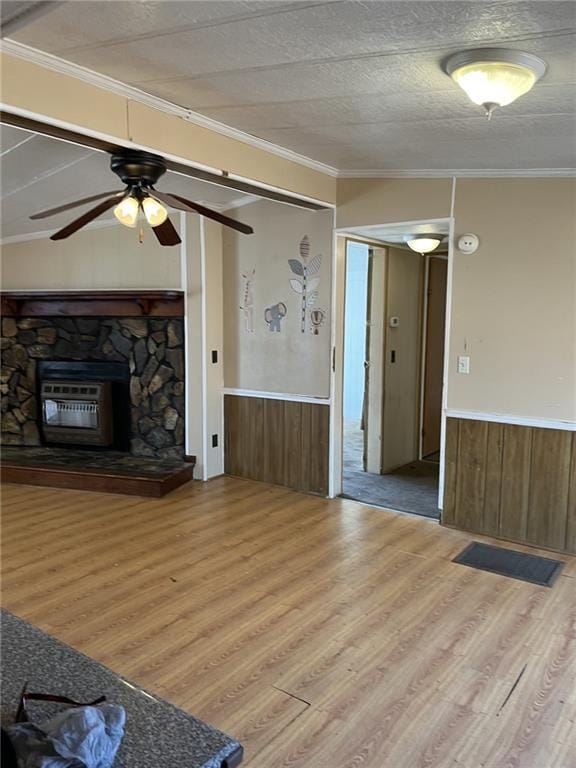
<box><xmin>29</xmin><ymin>150</ymin><xmax>254</xmax><ymax>246</ymax></box>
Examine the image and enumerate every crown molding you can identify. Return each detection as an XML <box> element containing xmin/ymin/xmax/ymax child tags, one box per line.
<box><xmin>179</xmin><ymin>111</ymin><xmax>338</xmax><ymax>178</ymax></box>
<box><xmin>338</xmin><ymin>168</ymin><xmax>576</xmax><ymax>178</ymax></box>
<box><xmin>2</xmin><ymin>40</ymin><xmax>573</xmax><ymax>183</ymax></box>
<box><xmin>0</xmin><ymin>39</ymin><xmax>339</xmax><ymax>178</ymax></box>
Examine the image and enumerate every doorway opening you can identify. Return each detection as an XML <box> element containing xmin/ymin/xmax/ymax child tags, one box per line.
<box><xmin>340</xmin><ymin>224</ymin><xmax>449</xmax><ymax>519</ymax></box>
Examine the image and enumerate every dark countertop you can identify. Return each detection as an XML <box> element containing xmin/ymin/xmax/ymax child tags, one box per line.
<box><xmin>0</xmin><ymin>609</ymin><xmax>243</xmax><ymax>768</ymax></box>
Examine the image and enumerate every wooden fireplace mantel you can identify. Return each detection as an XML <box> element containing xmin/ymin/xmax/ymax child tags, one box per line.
<box><xmin>1</xmin><ymin>290</ymin><xmax>184</xmax><ymax>318</ymax></box>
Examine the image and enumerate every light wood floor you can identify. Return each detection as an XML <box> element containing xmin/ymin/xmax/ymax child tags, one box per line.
<box><xmin>2</xmin><ymin>477</ymin><xmax>575</xmax><ymax>768</ymax></box>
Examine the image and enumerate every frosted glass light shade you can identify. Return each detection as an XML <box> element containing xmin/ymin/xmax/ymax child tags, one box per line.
<box><xmin>142</xmin><ymin>196</ymin><xmax>168</xmax><ymax>227</ymax></box>
<box><xmin>452</xmin><ymin>62</ymin><xmax>536</xmax><ymax>107</ymax></box>
<box><xmin>406</xmin><ymin>236</ymin><xmax>442</xmax><ymax>254</ymax></box>
<box><xmin>444</xmin><ymin>49</ymin><xmax>546</xmax><ymax>116</ymax></box>
<box><xmin>114</xmin><ymin>196</ymin><xmax>139</xmax><ymax>228</ymax></box>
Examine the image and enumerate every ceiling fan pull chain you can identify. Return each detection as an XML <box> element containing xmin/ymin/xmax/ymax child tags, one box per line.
<box><xmin>139</xmin><ymin>225</ymin><xmax>144</xmax><ymax>244</ymax></box>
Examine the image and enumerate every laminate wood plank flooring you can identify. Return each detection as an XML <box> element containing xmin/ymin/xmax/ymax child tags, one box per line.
<box><xmin>2</xmin><ymin>477</ymin><xmax>575</xmax><ymax>768</ymax></box>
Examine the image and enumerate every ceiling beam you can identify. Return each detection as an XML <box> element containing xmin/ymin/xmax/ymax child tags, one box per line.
<box><xmin>0</xmin><ymin>110</ymin><xmax>329</xmax><ymax>211</ymax></box>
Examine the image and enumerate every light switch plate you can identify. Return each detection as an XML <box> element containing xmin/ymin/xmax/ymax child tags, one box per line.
<box><xmin>458</xmin><ymin>355</ymin><xmax>470</xmax><ymax>374</ymax></box>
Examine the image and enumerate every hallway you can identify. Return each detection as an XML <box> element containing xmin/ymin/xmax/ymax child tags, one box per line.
<box><xmin>342</xmin><ymin>420</ymin><xmax>440</xmax><ymax>519</ymax></box>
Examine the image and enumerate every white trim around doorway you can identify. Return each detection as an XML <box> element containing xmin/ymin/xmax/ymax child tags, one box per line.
<box><xmin>333</xmin><ymin>215</ymin><xmax>454</xmax><ymax>514</ymax></box>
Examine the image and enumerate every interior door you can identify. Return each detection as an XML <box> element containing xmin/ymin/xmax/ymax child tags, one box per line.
<box><xmin>422</xmin><ymin>256</ymin><xmax>448</xmax><ymax>459</ymax></box>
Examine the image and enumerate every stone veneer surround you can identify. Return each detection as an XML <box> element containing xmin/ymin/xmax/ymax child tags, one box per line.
<box><xmin>1</xmin><ymin>315</ymin><xmax>185</xmax><ymax>460</ymax></box>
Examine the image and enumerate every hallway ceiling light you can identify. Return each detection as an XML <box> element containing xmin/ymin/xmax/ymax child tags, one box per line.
<box><xmin>444</xmin><ymin>48</ymin><xmax>547</xmax><ymax>118</ymax></box>
<box><xmin>406</xmin><ymin>235</ymin><xmax>442</xmax><ymax>254</ymax></box>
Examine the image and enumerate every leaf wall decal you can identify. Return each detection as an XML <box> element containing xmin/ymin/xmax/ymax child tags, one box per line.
<box><xmin>299</xmin><ymin>235</ymin><xmax>310</xmax><ymax>260</ymax></box>
<box><xmin>308</xmin><ymin>276</ymin><xmax>320</xmax><ymax>292</ymax></box>
<box><xmin>307</xmin><ymin>291</ymin><xmax>319</xmax><ymax>307</ymax></box>
<box><xmin>288</xmin><ymin>259</ymin><xmax>304</xmax><ymax>276</ymax></box>
<box><xmin>306</xmin><ymin>253</ymin><xmax>322</xmax><ymax>275</ymax></box>
<box><xmin>290</xmin><ymin>279</ymin><xmax>304</xmax><ymax>294</ymax></box>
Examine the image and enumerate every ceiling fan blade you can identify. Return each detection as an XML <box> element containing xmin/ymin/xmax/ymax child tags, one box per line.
<box><xmin>151</xmin><ymin>216</ymin><xmax>182</xmax><ymax>247</ymax></box>
<box><xmin>30</xmin><ymin>191</ymin><xmax>123</xmax><ymax>220</ymax></box>
<box><xmin>151</xmin><ymin>190</ymin><xmax>254</xmax><ymax>235</ymax></box>
<box><xmin>50</xmin><ymin>197</ymin><xmax>120</xmax><ymax>241</ymax></box>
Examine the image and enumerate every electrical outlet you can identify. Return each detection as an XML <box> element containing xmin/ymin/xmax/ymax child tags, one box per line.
<box><xmin>458</xmin><ymin>355</ymin><xmax>470</xmax><ymax>374</ymax></box>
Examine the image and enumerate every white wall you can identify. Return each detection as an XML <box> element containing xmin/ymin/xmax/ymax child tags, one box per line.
<box><xmin>449</xmin><ymin>178</ymin><xmax>576</xmax><ymax>423</ymax></box>
<box><xmin>203</xmin><ymin>218</ymin><xmax>225</xmax><ymax>477</ymax></box>
<box><xmin>223</xmin><ymin>200</ymin><xmax>334</xmax><ymax>398</ymax></box>
<box><xmin>182</xmin><ymin>215</ymin><xmax>225</xmax><ymax>480</ymax></box>
<box><xmin>336</xmin><ymin>177</ymin><xmax>576</xmax><ymax>425</ymax></box>
<box><xmin>1</xmin><ymin>221</ymin><xmax>181</xmax><ymax>289</ymax></box>
<box><xmin>337</xmin><ymin>179</ymin><xmax>453</xmax><ymax>230</ymax></box>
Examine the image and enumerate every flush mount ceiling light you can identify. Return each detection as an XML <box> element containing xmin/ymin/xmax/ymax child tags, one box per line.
<box><xmin>444</xmin><ymin>48</ymin><xmax>547</xmax><ymax>119</ymax></box>
<box><xmin>406</xmin><ymin>235</ymin><xmax>443</xmax><ymax>254</ymax></box>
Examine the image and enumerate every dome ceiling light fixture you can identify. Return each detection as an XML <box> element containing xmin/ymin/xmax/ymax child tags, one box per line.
<box><xmin>444</xmin><ymin>48</ymin><xmax>547</xmax><ymax>119</ymax></box>
<box><xmin>405</xmin><ymin>234</ymin><xmax>443</xmax><ymax>254</ymax></box>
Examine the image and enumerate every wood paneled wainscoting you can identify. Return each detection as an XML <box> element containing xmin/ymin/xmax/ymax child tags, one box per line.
<box><xmin>224</xmin><ymin>394</ymin><xmax>330</xmax><ymax>496</ymax></box>
<box><xmin>443</xmin><ymin>417</ymin><xmax>576</xmax><ymax>554</ymax></box>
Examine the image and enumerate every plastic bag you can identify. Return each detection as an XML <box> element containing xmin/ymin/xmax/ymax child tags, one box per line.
<box><xmin>8</xmin><ymin>703</ymin><xmax>125</xmax><ymax>768</ymax></box>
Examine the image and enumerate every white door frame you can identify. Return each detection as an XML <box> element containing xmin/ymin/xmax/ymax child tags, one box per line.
<box><xmin>418</xmin><ymin>252</ymin><xmax>449</xmax><ymax>461</ymax></box>
<box><xmin>330</xmin><ymin>209</ymin><xmax>456</xmax><ymax>513</ymax></box>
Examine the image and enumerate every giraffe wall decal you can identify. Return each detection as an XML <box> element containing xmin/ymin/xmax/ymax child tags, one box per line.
<box><xmin>240</xmin><ymin>268</ymin><xmax>255</xmax><ymax>333</ymax></box>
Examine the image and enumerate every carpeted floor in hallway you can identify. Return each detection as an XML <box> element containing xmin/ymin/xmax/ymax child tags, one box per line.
<box><xmin>341</xmin><ymin>420</ymin><xmax>440</xmax><ymax>519</ymax></box>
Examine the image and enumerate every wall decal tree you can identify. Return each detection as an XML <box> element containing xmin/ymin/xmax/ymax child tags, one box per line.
<box><xmin>288</xmin><ymin>235</ymin><xmax>322</xmax><ymax>333</ymax></box>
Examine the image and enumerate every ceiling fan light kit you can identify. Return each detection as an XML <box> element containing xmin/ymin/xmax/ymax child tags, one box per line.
<box><xmin>114</xmin><ymin>195</ymin><xmax>139</xmax><ymax>228</ymax></box>
<box><xmin>30</xmin><ymin>150</ymin><xmax>254</xmax><ymax>246</ymax></box>
<box><xmin>141</xmin><ymin>196</ymin><xmax>168</xmax><ymax>227</ymax></box>
<box><xmin>444</xmin><ymin>48</ymin><xmax>547</xmax><ymax>118</ymax></box>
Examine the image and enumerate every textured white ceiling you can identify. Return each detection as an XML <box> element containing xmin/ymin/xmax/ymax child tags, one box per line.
<box><xmin>0</xmin><ymin>126</ymin><xmax>253</xmax><ymax>239</ymax></box>
<box><xmin>5</xmin><ymin>0</ymin><xmax>576</xmax><ymax>172</ymax></box>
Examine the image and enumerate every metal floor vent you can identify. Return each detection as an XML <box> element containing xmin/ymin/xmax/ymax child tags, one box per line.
<box><xmin>453</xmin><ymin>542</ymin><xmax>563</xmax><ymax>587</ymax></box>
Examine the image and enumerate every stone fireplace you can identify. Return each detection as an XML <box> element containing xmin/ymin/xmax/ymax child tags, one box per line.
<box><xmin>1</xmin><ymin>291</ymin><xmax>186</xmax><ymax>461</ymax></box>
